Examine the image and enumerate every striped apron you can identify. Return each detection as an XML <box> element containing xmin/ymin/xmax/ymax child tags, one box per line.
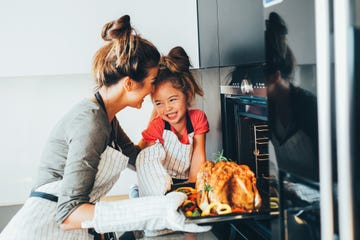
<box><xmin>0</xmin><ymin>146</ymin><xmax>129</xmax><ymax>240</ymax></box>
<box><xmin>136</xmin><ymin>113</ymin><xmax>194</xmax><ymax>197</ymax></box>
<box><xmin>162</xmin><ymin>113</ymin><xmax>194</xmax><ymax>181</ymax></box>
<box><xmin>135</xmin><ymin>114</ymin><xmax>195</xmax><ymax>237</ymax></box>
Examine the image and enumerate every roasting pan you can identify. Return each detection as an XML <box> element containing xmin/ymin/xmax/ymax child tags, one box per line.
<box><xmin>170</xmin><ymin>182</ymin><xmax>279</xmax><ymax>224</ymax></box>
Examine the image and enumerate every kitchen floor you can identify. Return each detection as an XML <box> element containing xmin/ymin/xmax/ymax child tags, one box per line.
<box><xmin>0</xmin><ymin>204</ymin><xmax>23</xmax><ymax>232</ymax></box>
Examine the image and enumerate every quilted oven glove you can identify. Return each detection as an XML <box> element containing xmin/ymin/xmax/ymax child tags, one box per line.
<box><xmin>136</xmin><ymin>142</ymin><xmax>173</xmax><ymax>197</ymax></box>
<box><xmin>82</xmin><ymin>192</ymin><xmax>211</xmax><ymax>234</ymax></box>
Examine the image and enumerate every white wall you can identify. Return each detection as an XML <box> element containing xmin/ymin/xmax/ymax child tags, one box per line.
<box><xmin>0</xmin><ymin>0</ymin><xmax>199</xmax><ymax>205</ymax></box>
<box><xmin>0</xmin><ymin>74</ymin><xmax>155</xmax><ymax>205</ymax></box>
<box><xmin>0</xmin><ymin>74</ymin><xmax>91</xmax><ymax>205</ymax></box>
<box><xmin>0</xmin><ymin>0</ymin><xmax>199</xmax><ymax>77</ymax></box>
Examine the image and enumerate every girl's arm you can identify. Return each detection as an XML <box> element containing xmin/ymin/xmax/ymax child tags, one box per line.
<box><xmin>139</xmin><ymin>116</ymin><xmax>164</xmax><ymax>149</ymax></box>
<box><xmin>138</xmin><ymin>139</ymin><xmax>155</xmax><ymax>149</ymax></box>
<box><xmin>188</xmin><ymin>133</ymin><xmax>207</xmax><ymax>182</ymax></box>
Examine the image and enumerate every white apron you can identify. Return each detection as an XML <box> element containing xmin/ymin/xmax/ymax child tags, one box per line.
<box><xmin>0</xmin><ymin>146</ymin><xmax>129</xmax><ymax>240</ymax></box>
<box><xmin>272</xmin><ymin>129</ymin><xmax>318</xmax><ymax>181</ymax></box>
<box><xmin>162</xmin><ymin>119</ymin><xmax>194</xmax><ymax>180</ymax></box>
<box><xmin>136</xmin><ymin>114</ymin><xmax>194</xmax><ymax>197</ymax></box>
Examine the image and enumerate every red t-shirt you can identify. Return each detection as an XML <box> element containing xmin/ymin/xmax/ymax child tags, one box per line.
<box><xmin>141</xmin><ymin>109</ymin><xmax>209</xmax><ymax>144</ymax></box>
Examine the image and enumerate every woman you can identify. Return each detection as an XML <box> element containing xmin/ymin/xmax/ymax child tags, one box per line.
<box><xmin>265</xmin><ymin>12</ymin><xmax>319</xmax><ymax>181</ymax></box>
<box><xmin>0</xmin><ymin>15</ymin><xmax>210</xmax><ymax>240</ymax></box>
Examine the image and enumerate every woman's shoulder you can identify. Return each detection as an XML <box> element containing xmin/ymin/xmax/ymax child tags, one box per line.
<box><xmin>70</xmin><ymin>99</ymin><xmax>106</xmax><ymax>119</ymax></box>
<box><xmin>57</xmin><ymin>98</ymin><xmax>110</xmax><ymax>133</ymax></box>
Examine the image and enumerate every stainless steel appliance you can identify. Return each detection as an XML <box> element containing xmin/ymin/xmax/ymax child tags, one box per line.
<box><xmin>264</xmin><ymin>0</ymin><xmax>360</xmax><ymax>239</ymax></box>
<box><xmin>264</xmin><ymin>1</ymin><xmax>321</xmax><ymax>238</ymax></box>
<box><xmin>218</xmin><ymin>63</ymin><xmax>275</xmax><ymax>239</ymax></box>
<box><xmin>220</xmin><ymin>63</ymin><xmax>268</xmax><ymax>180</ymax></box>
<box><xmin>204</xmin><ymin>0</ymin><xmax>359</xmax><ymax>239</ymax></box>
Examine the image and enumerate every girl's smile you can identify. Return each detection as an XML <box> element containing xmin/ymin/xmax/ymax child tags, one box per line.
<box><xmin>166</xmin><ymin>112</ymin><xmax>178</xmax><ymax>120</ymax></box>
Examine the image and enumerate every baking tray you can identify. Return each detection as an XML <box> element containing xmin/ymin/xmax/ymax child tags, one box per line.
<box><xmin>170</xmin><ymin>182</ymin><xmax>279</xmax><ymax>224</ymax></box>
<box><xmin>184</xmin><ymin>209</ymin><xmax>279</xmax><ymax>224</ymax></box>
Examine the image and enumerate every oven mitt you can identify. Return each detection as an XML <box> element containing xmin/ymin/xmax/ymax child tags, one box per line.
<box><xmin>81</xmin><ymin>192</ymin><xmax>211</xmax><ymax>233</ymax></box>
<box><xmin>136</xmin><ymin>142</ymin><xmax>172</xmax><ymax>197</ymax></box>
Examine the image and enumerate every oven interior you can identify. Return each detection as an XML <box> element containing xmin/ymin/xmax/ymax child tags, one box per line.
<box><xmin>221</xmin><ymin>93</ymin><xmax>271</xmax><ymax>211</ymax></box>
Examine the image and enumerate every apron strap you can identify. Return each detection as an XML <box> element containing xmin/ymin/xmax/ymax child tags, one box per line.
<box><xmin>95</xmin><ymin>91</ymin><xmax>107</xmax><ymax>113</ymax></box>
<box><xmin>185</xmin><ymin>111</ymin><xmax>194</xmax><ymax>134</ymax></box>
<box><xmin>95</xmin><ymin>91</ymin><xmax>120</xmax><ymax>150</ymax></box>
<box><xmin>30</xmin><ymin>191</ymin><xmax>58</xmax><ymax>202</ymax></box>
<box><xmin>29</xmin><ymin>191</ymin><xmax>115</xmax><ymax>240</ymax></box>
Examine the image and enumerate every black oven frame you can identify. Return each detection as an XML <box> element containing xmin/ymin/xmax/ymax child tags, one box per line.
<box><xmin>221</xmin><ymin>93</ymin><xmax>270</xmax><ymax>210</ymax></box>
<box><xmin>221</xmin><ymin>94</ymin><xmax>268</xmax><ymax>166</ymax></box>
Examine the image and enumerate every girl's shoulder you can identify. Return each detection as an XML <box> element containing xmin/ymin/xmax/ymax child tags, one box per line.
<box><xmin>149</xmin><ymin>116</ymin><xmax>166</xmax><ymax>127</ymax></box>
<box><xmin>188</xmin><ymin>109</ymin><xmax>208</xmax><ymax>121</ymax></box>
<box><xmin>188</xmin><ymin>109</ymin><xmax>209</xmax><ymax>134</ymax></box>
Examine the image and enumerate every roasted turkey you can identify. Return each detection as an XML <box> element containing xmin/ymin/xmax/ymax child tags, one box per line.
<box><xmin>195</xmin><ymin>161</ymin><xmax>214</xmax><ymax>211</ymax></box>
<box><xmin>196</xmin><ymin>161</ymin><xmax>262</xmax><ymax>213</ymax></box>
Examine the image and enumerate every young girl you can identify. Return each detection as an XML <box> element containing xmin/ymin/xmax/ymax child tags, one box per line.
<box><xmin>137</xmin><ymin>46</ymin><xmax>209</xmax><ymax>196</ymax></box>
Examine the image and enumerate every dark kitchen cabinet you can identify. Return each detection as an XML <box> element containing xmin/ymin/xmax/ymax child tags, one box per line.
<box><xmin>197</xmin><ymin>0</ymin><xmax>265</xmax><ymax>68</ymax></box>
<box><xmin>217</xmin><ymin>0</ymin><xmax>265</xmax><ymax>66</ymax></box>
<box><xmin>197</xmin><ymin>0</ymin><xmax>220</xmax><ymax>68</ymax></box>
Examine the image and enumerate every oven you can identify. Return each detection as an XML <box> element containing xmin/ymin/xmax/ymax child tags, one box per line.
<box><xmin>221</xmin><ymin>95</ymin><xmax>268</xmax><ymax>176</ymax></box>
<box><xmin>220</xmin><ymin>63</ymin><xmax>269</xmax><ymax>182</ymax></box>
<box><xmin>215</xmin><ymin>63</ymin><xmax>276</xmax><ymax>239</ymax></box>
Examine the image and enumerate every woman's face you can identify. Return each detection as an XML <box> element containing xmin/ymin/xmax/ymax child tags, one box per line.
<box><xmin>128</xmin><ymin>67</ymin><xmax>159</xmax><ymax>109</ymax></box>
<box><xmin>152</xmin><ymin>81</ymin><xmax>187</xmax><ymax>126</ymax></box>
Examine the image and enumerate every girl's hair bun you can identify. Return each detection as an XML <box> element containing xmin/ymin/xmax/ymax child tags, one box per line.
<box><xmin>101</xmin><ymin>15</ymin><xmax>132</xmax><ymax>41</ymax></box>
<box><xmin>162</xmin><ymin>46</ymin><xmax>191</xmax><ymax>73</ymax></box>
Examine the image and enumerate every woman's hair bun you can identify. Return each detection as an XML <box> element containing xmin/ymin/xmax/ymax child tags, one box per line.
<box><xmin>101</xmin><ymin>15</ymin><xmax>132</xmax><ymax>41</ymax></box>
<box><xmin>163</xmin><ymin>46</ymin><xmax>191</xmax><ymax>72</ymax></box>
<box><xmin>267</xmin><ymin>12</ymin><xmax>288</xmax><ymax>36</ymax></box>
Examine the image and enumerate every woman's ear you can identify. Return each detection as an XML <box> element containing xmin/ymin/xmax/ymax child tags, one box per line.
<box><xmin>123</xmin><ymin>76</ymin><xmax>133</xmax><ymax>92</ymax></box>
<box><xmin>275</xmin><ymin>70</ymin><xmax>282</xmax><ymax>81</ymax></box>
<box><xmin>267</xmin><ymin>70</ymin><xmax>282</xmax><ymax>84</ymax></box>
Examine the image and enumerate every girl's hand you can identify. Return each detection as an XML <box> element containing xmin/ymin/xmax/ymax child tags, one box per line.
<box><xmin>138</xmin><ymin>139</ymin><xmax>155</xmax><ymax>149</ymax></box>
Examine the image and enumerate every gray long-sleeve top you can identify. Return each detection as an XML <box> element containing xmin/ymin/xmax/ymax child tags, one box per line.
<box><xmin>33</xmin><ymin>99</ymin><xmax>140</xmax><ymax>224</ymax></box>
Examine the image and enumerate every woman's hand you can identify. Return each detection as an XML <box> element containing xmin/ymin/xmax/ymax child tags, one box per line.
<box><xmin>86</xmin><ymin>192</ymin><xmax>211</xmax><ymax>233</ymax></box>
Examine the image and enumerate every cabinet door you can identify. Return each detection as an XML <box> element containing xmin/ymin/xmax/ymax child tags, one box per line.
<box><xmin>217</xmin><ymin>0</ymin><xmax>265</xmax><ymax>66</ymax></box>
<box><xmin>197</xmin><ymin>0</ymin><xmax>220</xmax><ymax>68</ymax></box>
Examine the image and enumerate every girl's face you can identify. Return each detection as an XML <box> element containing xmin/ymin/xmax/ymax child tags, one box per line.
<box><xmin>152</xmin><ymin>81</ymin><xmax>187</xmax><ymax>126</ymax></box>
<box><xmin>128</xmin><ymin>67</ymin><xmax>158</xmax><ymax>109</ymax></box>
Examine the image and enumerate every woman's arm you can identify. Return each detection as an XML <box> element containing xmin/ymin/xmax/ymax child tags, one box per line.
<box><xmin>113</xmin><ymin>118</ymin><xmax>141</xmax><ymax>164</ymax></box>
<box><xmin>55</xmin><ymin>108</ymin><xmax>109</xmax><ymax>229</ymax></box>
<box><xmin>188</xmin><ymin>133</ymin><xmax>206</xmax><ymax>182</ymax></box>
<box><xmin>60</xmin><ymin>203</ymin><xmax>95</xmax><ymax>230</ymax></box>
